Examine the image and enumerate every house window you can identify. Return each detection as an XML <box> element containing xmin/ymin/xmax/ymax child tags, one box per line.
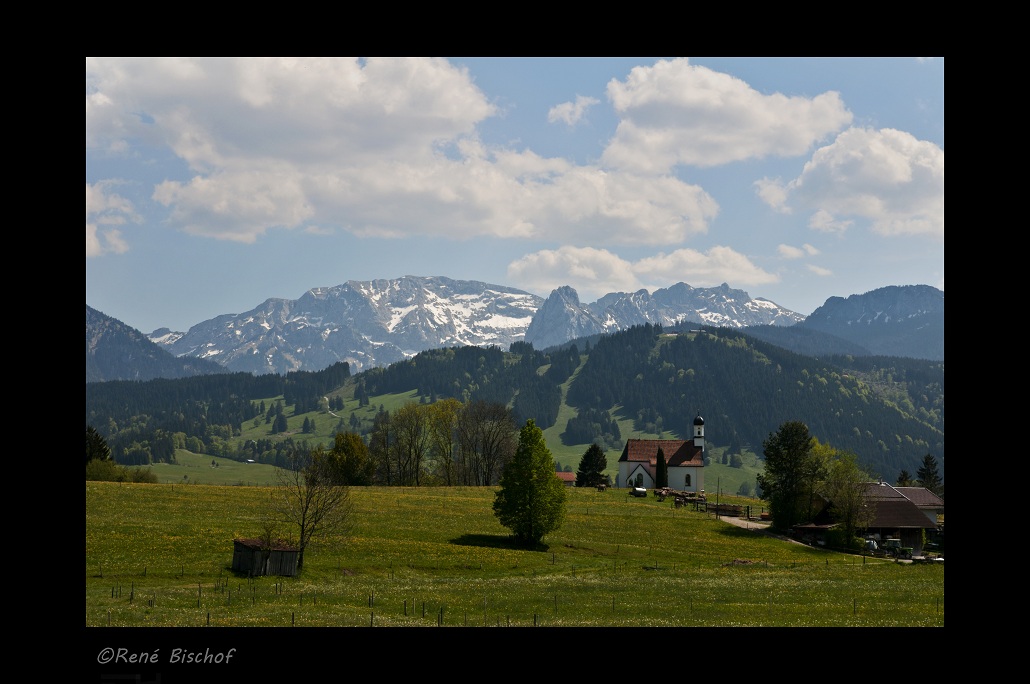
<box><xmin>685</xmin><ymin>474</ymin><xmax>691</xmax><ymax>487</ymax></box>
<box><xmin>634</xmin><ymin>473</ymin><xmax>643</xmax><ymax>487</ymax></box>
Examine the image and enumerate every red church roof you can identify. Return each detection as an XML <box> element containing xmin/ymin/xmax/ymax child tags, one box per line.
<box><xmin>618</xmin><ymin>439</ymin><xmax>703</xmax><ymax>467</ymax></box>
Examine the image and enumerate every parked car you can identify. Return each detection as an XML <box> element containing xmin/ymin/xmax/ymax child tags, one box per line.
<box><xmin>630</xmin><ymin>487</ymin><xmax>647</xmax><ymax>497</ymax></box>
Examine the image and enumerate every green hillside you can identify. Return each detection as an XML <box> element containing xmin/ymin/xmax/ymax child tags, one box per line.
<box><xmin>87</xmin><ymin>325</ymin><xmax>943</xmax><ymax>485</ymax></box>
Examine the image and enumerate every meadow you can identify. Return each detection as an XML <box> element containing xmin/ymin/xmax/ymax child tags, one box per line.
<box><xmin>85</xmin><ymin>481</ymin><xmax>944</xmax><ymax>628</ymax></box>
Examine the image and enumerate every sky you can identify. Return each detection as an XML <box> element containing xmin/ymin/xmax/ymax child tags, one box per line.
<box><xmin>86</xmin><ymin>57</ymin><xmax>944</xmax><ymax>335</ymax></box>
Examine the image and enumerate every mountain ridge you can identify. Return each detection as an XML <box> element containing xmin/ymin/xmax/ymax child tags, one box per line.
<box><xmin>140</xmin><ymin>276</ymin><xmax>816</xmax><ymax>375</ymax></box>
<box><xmin>86</xmin><ymin>278</ymin><xmax>943</xmax><ymax>382</ymax></box>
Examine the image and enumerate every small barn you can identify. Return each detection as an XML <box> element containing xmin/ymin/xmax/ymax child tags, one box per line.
<box><xmin>231</xmin><ymin>538</ymin><xmax>300</xmax><ymax>577</ymax></box>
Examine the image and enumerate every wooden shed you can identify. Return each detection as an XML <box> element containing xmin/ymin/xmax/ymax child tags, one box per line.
<box><xmin>231</xmin><ymin>538</ymin><xmax>300</xmax><ymax>577</ymax></box>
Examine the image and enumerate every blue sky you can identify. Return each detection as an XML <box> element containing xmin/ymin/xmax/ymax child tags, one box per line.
<box><xmin>86</xmin><ymin>57</ymin><xmax>944</xmax><ymax>334</ymax></box>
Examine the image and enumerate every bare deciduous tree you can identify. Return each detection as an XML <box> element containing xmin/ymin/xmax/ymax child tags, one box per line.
<box><xmin>274</xmin><ymin>449</ymin><xmax>352</xmax><ymax>570</ymax></box>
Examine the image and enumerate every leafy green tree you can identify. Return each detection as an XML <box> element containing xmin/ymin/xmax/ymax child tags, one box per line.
<box><xmin>756</xmin><ymin>421</ymin><xmax>822</xmax><ymax>531</ymax></box>
<box><xmin>916</xmin><ymin>454</ymin><xmax>942</xmax><ymax>497</ymax></box>
<box><xmin>816</xmin><ymin>444</ymin><xmax>873</xmax><ymax>546</ymax></box>
<box><xmin>324</xmin><ymin>432</ymin><xmax>375</xmax><ymax>486</ymax></box>
<box><xmin>86</xmin><ymin>425</ymin><xmax>111</xmax><ymax>463</ymax></box>
<box><xmin>493</xmin><ymin>419</ymin><xmax>567</xmax><ymax>547</ymax></box>
<box><xmin>575</xmin><ymin>443</ymin><xmax>608</xmax><ymax>488</ymax></box>
<box><xmin>655</xmin><ymin>447</ymin><xmax>669</xmax><ymax>488</ymax></box>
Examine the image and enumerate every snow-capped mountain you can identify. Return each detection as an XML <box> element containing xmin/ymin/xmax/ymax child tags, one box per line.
<box><xmin>147</xmin><ymin>276</ymin><xmax>804</xmax><ymax>374</ymax></box>
<box><xmin>151</xmin><ymin>276</ymin><xmax>543</xmax><ymax>375</ymax></box>
<box><xmin>525</xmin><ymin>282</ymin><xmax>804</xmax><ymax>350</ymax></box>
<box><xmin>522</xmin><ymin>286</ymin><xmax>619</xmax><ymax>351</ymax></box>
<box><xmin>88</xmin><ymin>278</ymin><xmax>942</xmax><ymax>380</ymax></box>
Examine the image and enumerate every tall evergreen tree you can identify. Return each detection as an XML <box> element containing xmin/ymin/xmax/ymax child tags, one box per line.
<box><xmin>756</xmin><ymin>421</ymin><xmax>823</xmax><ymax>531</ymax></box>
<box><xmin>916</xmin><ymin>454</ymin><xmax>943</xmax><ymax>496</ymax></box>
<box><xmin>493</xmin><ymin>419</ymin><xmax>567</xmax><ymax>547</ymax></box>
<box><xmin>575</xmin><ymin>443</ymin><xmax>608</xmax><ymax>488</ymax></box>
<box><xmin>86</xmin><ymin>425</ymin><xmax>111</xmax><ymax>463</ymax></box>
<box><xmin>655</xmin><ymin>447</ymin><xmax>669</xmax><ymax>488</ymax></box>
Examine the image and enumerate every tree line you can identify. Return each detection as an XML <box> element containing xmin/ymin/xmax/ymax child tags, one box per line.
<box><xmin>85</xmin><ymin>326</ymin><xmax>943</xmax><ymax>483</ymax></box>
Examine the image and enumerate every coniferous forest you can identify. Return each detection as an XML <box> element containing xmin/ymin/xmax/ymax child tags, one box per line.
<box><xmin>85</xmin><ymin>325</ymin><xmax>943</xmax><ymax>482</ymax></box>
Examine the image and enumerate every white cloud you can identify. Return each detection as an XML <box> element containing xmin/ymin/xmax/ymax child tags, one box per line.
<box><xmin>86</xmin><ymin>182</ymin><xmax>137</xmax><ymax>256</ymax></box>
<box><xmin>548</xmin><ymin>95</ymin><xmax>600</xmax><ymax>126</ymax></box>
<box><xmin>774</xmin><ymin>127</ymin><xmax>944</xmax><ymax>238</ymax></box>
<box><xmin>507</xmin><ymin>246</ymin><xmax>641</xmax><ymax>301</ymax></box>
<box><xmin>777</xmin><ymin>243</ymin><xmax>820</xmax><ymax>259</ymax></box>
<box><xmin>602</xmin><ymin>58</ymin><xmax>853</xmax><ymax>173</ymax></box>
<box><xmin>806</xmin><ymin>264</ymin><xmax>833</xmax><ymax>276</ymax></box>
<box><xmin>754</xmin><ymin>178</ymin><xmax>791</xmax><ymax>213</ymax></box>
<box><xmin>808</xmin><ymin>210</ymin><xmax>852</xmax><ymax>234</ymax></box>
<box><xmin>632</xmin><ymin>246</ymin><xmax>779</xmax><ymax>289</ymax></box>
<box><xmin>87</xmin><ymin>57</ymin><xmax>719</xmax><ymax>248</ymax></box>
<box><xmin>508</xmin><ymin>244</ymin><xmax>777</xmax><ymax>302</ymax></box>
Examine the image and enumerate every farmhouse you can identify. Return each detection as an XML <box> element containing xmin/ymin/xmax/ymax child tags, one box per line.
<box><xmin>793</xmin><ymin>481</ymin><xmax>942</xmax><ymax>554</ymax></box>
<box><xmin>556</xmin><ymin>471</ymin><xmax>576</xmax><ymax>487</ymax></box>
<box><xmin>857</xmin><ymin>482</ymin><xmax>942</xmax><ymax>553</ymax></box>
<box><xmin>231</xmin><ymin>538</ymin><xmax>300</xmax><ymax>577</ymax></box>
<box><xmin>617</xmin><ymin>413</ymin><xmax>706</xmax><ymax>493</ymax></box>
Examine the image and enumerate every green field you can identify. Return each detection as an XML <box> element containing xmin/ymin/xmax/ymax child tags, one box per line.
<box><xmin>86</xmin><ymin>482</ymin><xmax>944</xmax><ymax>628</ymax></box>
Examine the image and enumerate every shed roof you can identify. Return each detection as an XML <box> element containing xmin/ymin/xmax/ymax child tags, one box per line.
<box><xmin>234</xmin><ymin>538</ymin><xmax>300</xmax><ymax>552</ymax></box>
<box><xmin>556</xmin><ymin>471</ymin><xmax>576</xmax><ymax>483</ymax></box>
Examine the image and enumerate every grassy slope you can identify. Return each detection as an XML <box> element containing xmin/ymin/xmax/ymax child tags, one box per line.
<box><xmin>86</xmin><ymin>481</ymin><xmax>944</xmax><ymax>628</ymax></box>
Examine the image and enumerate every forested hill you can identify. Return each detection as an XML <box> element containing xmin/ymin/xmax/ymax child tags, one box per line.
<box><xmin>85</xmin><ymin>325</ymin><xmax>943</xmax><ymax>482</ymax></box>
<box><xmin>564</xmin><ymin>325</ymin><xmax>942</xmax><ymax>480</ymax></box>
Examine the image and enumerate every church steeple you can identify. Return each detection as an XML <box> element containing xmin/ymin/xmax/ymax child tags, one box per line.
<box><xmin>692</xmin><ymin>412</ymin><xmax>705</xmax><ymax>448</ymax></box>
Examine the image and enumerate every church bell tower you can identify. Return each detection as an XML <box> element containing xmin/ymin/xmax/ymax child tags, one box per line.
<box><xmin>692</xmin><ymin>412</ymin><xmax>705</xmax><ymax>449</ymax></box>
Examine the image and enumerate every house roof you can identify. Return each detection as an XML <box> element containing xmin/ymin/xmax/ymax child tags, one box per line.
<box><xmin>812</xmin><ymin>482</ymin><xmax>938</xmax><ymax>531</ymax></box>
<box><xmin>556</xmin><ymin>471</ymin><xmax>576</xmax><ymax>483</ymax></box>
<box><xmin>618</xmin><ymin>439</ymin><xmax>703</xmax><ymax>467</ymax></box>
<box><xmin>866</xmin><ymin>500</ymin><xmax>938</xmax><ymax>530</ymax></box>
<box><xmin>895</xmin><ymin>486</ymin><xmax>945</xmax><ymax>509</ymax></box>
<box><xmin>860</xmin><ymin>482</ymin><xmax>910</xmax><ymax>501</ymax></box>
<box><xmin>857</xmin><ymin>483</ymin><xmax>938</xmax><ymax>529</ymax></box>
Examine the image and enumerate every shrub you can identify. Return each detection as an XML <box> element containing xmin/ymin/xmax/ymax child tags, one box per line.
<box><xmin>86</xmin><ymin>460</ymin><xmax>158</xmax><ymax>483</ymax></box>
<box><xmin>86</xmin><ymin>458</ymin><xmax>124</xmax><ymax>482</ymax></box>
